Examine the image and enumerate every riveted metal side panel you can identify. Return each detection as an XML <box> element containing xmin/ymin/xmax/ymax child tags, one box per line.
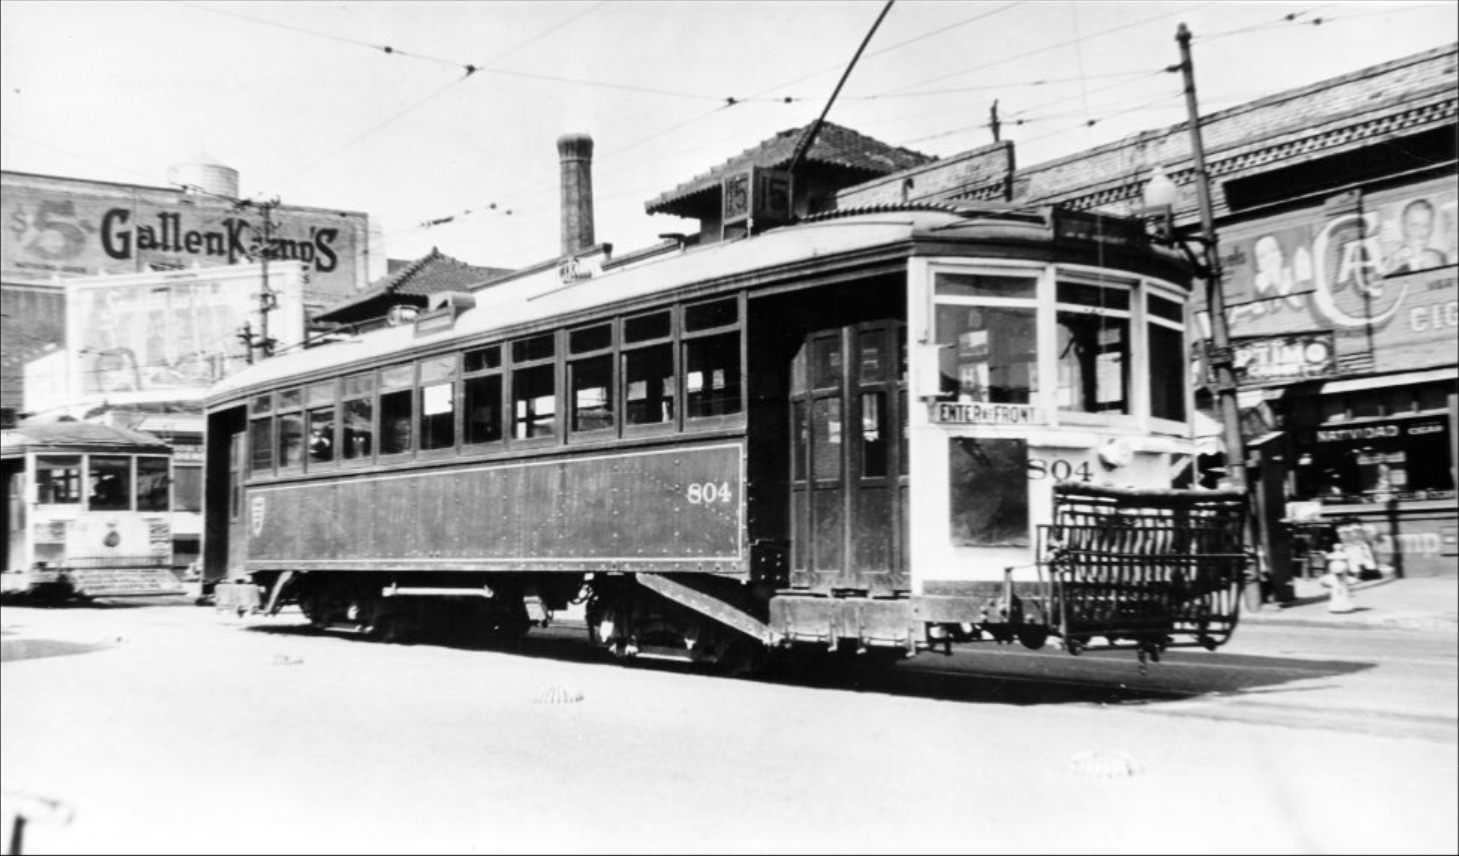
<box><xmin>245</xmin><ymin>442</ymin><xmax>745</xmax><ymax>573</ymax></box>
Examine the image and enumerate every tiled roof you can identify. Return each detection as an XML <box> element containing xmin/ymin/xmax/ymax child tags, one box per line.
<box><xmin>368</xmin><ymin>247</ymin><xmax>511</xmax><ymax>298</ymax></box>
<box><xmin>644</xmin><ymin>121</ymin><xmax>935</xmax><ymax>214</ymax></box>
<box><xmin>316</xmin><ymin>248</ymin><xmax>511</xmax><ymax>323</ymax></box>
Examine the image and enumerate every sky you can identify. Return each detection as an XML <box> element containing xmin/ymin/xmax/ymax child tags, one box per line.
<box><xmin>3</xmin><ymin>0</ymin><xmax>1456</xmax><ymax>277</ymax></box>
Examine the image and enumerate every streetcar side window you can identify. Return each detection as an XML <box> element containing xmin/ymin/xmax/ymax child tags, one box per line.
<box><xmin>380</xmin><ymin>364</ymin><xmax>415</xmax><ymax>456</ymax></box>
<box><xmin>277</xmin><ymin>388</ymin><xmax>305</xmax><ymax>470</ymax></box>
<box><xmin>512</xmin><ymin>364</ymin><xmax>557</xmax><ymax>439</ymax></box>
<box><xmin>307</xmin><ymin>380</ymin><xmax>337</xmax><ymax>465</ymax></box>
<box><xmin>35</xmin><ymin>455</ymin><xmax>82</xmax><ymax>504</ymax></box>
<box><xmin>1055</xmin><ymin>279</ymin><xmax>1131</xmax><ymax>415</ymax></box>
<box><xmin>88</xmin><ymin>455</ymin><xmax>132</xmax><ymax>511</ymax></box>
<box><xmin>623</xmin><ymin>310</ymin><xmax>675</xmax><ymax>430</ymax></box>
<box><xmin>511</xmin><ymin>333</ymin><xmax>558</xmax><ymax>441</ymax></box>
<box><xmin>569</xmin><ymin>323</ymin><xmax>615</xmax><ymax>435</ymax></box>
<box><xmin>136</xmin><ymin>456</ymin><xmax>171</xmax><ymax>512</ymax></box>
<box><xmin>419</xmin><ymin>355</ymin><xmax>457</xmax><ymax>452</ymax></box>
<box><xmin>683</xmin><ymin>296</ymin><xmax>742</xmax><ymax>421</ymax></box>
<box><xmin>464</xmin><ymin>345</ymin><xmax>503</xmax><ymax>446</ymax></box>
<box><xmin>342</xmin><ymin>372</ymin><xmax>375</xmax><ymax>461</ymax></box>
<box><xmin>1147</xmin><ymin>292</ymin><xmax>1188</xmax><ymax>423</ymax></box>
<box><xmin>250</xmin><ymin>394</ymin><xmax>273</xmax><ymax>474</ymax></box>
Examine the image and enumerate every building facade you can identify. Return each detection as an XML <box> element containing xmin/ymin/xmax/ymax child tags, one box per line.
<box><xmin>1</xmin><ymin>168</ymin><xmax>374</xmax><ymax>418</ymax></box>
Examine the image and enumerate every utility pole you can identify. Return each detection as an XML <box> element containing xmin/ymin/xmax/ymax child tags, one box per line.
<box><xmin>989</xmin><ymin>99</ymin><xmax>1002</xmax><ymax>143</ymax></box>
<box><xmin>231</xmin><ymin>195</ymin><xmax>281</xmax><ymax>363</ymax></box>
<box><xmin>255</xmin><ymin>197</ymin><xmax>280</xmax><ymax>359</ymax></box>
<box><xmin>1173</xmin><ymin>23</ymin><xmax>1270</xmax><ymax>603</ymax></box>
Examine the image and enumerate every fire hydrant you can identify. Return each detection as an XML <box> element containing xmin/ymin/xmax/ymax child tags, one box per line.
<box><xmin>1324</xmin><ymin>548</ymin><xmax>1356</xmax><ymax>614</ymax></box>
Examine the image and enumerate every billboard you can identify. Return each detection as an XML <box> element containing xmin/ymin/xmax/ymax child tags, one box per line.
<box><xmin>2</xmin><ymin>173</ymin><xmax>369</xmax><ymax>303</ymax></box>
<box><xmin>1196</xmin><ymin>177</ymin><xmax>1458</xmax><ymax>375</ymax></box>
<box><xmin>41</xmin><ymin>262</ymin><xmax>307</xmax><ymax>408</ymax></box>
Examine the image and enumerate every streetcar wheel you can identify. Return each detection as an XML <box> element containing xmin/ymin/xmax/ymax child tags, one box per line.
<box><xmin>1017</xmin><ymin>626</ymin><xmax>1049</xmax><ymax>650</ymax></box>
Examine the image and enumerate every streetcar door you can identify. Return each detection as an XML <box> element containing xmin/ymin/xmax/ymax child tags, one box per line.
<box><xmin>226</xmin><ymin>431</ymin><xmax>248</xmax><ymax>574</ymax></box>
<box><xmin>790</xmin><ymin>322</ymin><xmax>908</xmax><ymax>595</ymax></box>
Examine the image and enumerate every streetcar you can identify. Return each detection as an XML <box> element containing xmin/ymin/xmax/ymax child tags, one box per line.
<box><xmin>203</xmin><ymin>201</ymin><xmax>1248</xmax><ymax>668</ymax></box>
<box><xmin>2</xmin><ymin>421</ymin><xmax>184</xmax><ymax>600</ymax></box>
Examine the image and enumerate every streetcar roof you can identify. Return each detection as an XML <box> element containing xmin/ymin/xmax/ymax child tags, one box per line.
<box><xmin>1</xmin><ymin>421</ymin><xmax>172</xmax><ymax>457</ymax></box>
<box><xmin>205</xmin><ymin>206</ymin><xmax>1187</xmax><ymax>408</ymax></box>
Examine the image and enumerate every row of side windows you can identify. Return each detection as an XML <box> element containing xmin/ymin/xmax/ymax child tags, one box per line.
<box><xmin>247</xmin><ymin>296</ymin><xmax>743</xmax><ymax>477</ymax></box>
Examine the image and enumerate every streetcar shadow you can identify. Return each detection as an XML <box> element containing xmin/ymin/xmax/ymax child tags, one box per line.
<box><xmin>239</xmin><ymin>618</ymin><xmax>1375</xmax><ymax>708</ymax></box>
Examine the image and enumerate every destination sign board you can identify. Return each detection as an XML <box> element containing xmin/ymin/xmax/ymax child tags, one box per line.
<box><xmin>930</xmin><ymin>401</ymin><xmax>1045</xmax><ymax>425</ymax></box>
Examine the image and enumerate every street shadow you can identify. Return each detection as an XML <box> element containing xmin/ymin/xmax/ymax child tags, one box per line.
<box><xmin>237</xmin><ymin>617</ymin><xmax>1376</xmax><ymax>708</ymax></box>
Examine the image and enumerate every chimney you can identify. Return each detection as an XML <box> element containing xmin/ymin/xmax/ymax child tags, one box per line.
<box><xmin>557</xmin><ymin>132</ymin><xmax>595</xmax><ymax>257</ymax></box>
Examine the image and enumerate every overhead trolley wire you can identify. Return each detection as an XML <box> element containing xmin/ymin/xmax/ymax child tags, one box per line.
<box><xmin>873</xmin><ymin>1</ymin><xmax>1219</xmax><ymax>97</ymax></box>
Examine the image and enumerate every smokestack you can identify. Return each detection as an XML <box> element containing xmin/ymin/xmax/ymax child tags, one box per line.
<box><xmin>557</xmin><ymin>133</ymin><xmax>595</xmax><ymax>257</ymax></box>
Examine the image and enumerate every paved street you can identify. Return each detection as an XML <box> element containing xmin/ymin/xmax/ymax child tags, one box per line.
<box><xmin>3</xmin><ymin>597</ymin><xmax>1456</xmax><ymax>855</ymax></box>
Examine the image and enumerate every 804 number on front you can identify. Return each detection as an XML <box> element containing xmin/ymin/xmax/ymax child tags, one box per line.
<box><xmin>1026</xmin><ymin>457</ymin><xmax>1094</xmax><ymax>482</ymax></box>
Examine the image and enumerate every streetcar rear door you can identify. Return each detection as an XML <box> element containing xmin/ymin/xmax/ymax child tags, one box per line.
<box><xmin>789</xmin><ymin>321</ymin><xmax>908</xmax><ymax>595</ymax></box>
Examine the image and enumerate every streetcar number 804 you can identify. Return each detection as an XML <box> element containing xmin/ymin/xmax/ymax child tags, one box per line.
<box><xmin>687</xmin><ymin>482</ymin><xmax>733</xmax><ymax>505</ymax></box>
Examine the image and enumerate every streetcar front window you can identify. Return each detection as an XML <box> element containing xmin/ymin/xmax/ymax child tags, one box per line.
<box><xmin>1055</xmin><ymin>280</ymin><xmax>1130</xmax><ymax>415</ymax></box>
<box><xmin>934</xmin><ymin>305</ymin><xmax>1036</xmax><ymax>403</ymax></box>
<box><xmin>136</xmin><ymin>456</ymin><xmax>171</xmax><ymax>512</ymax></box>
<box><xmin>1147</xmin><ymin>293</ymin><xmax>1188</xmax><ymax>422</ymax></box>
<box><xmin>88</xmin><ymin>455</ymin><xmax>132</xmax><ymax>511</ymax></box>
<box><xmin>948</xmin><ymin>438</ymin><xmax>1029</xmax><ymax>547</ymax></box>
<box><xmin>35</xmin><ymin>455</ymin><xmax>82</xmax><ymax>504</ymax></box>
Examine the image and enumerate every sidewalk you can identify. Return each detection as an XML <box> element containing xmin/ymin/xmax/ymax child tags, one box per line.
<box><xmin>1241</xmin><ymin>573</ymin><xmax>1459</xmax><ymax>632</ymax></box>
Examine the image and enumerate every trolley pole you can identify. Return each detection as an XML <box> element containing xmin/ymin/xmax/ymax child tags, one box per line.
<box><xmin>1174</xmin><ymin>24</ymin><xmax>1267</xmax><ymax>603</ymax></box>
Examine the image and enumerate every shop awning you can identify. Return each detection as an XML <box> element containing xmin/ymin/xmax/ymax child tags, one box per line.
<box><xmin>1316</xmin><ymin>366</ymin><xmax>1457</xmax><ymax>395</ymax></box>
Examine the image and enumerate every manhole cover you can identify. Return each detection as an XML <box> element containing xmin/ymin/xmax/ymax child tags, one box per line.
<box><xmin>1069</xmin><ymin>749</ymin><xmax>1142</xmax><ymax>778</ymax></box>
<box><xmin>534</xmin><ymin>685</ymin><xmax>584</xmax><ymax>704</ymax></box>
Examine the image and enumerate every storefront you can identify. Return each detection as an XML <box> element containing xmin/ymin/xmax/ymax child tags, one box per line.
<box><xmin>1196</xmin><ymin>174</ymin><xmax>1458</xmax><ymax>581</ymax></box>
